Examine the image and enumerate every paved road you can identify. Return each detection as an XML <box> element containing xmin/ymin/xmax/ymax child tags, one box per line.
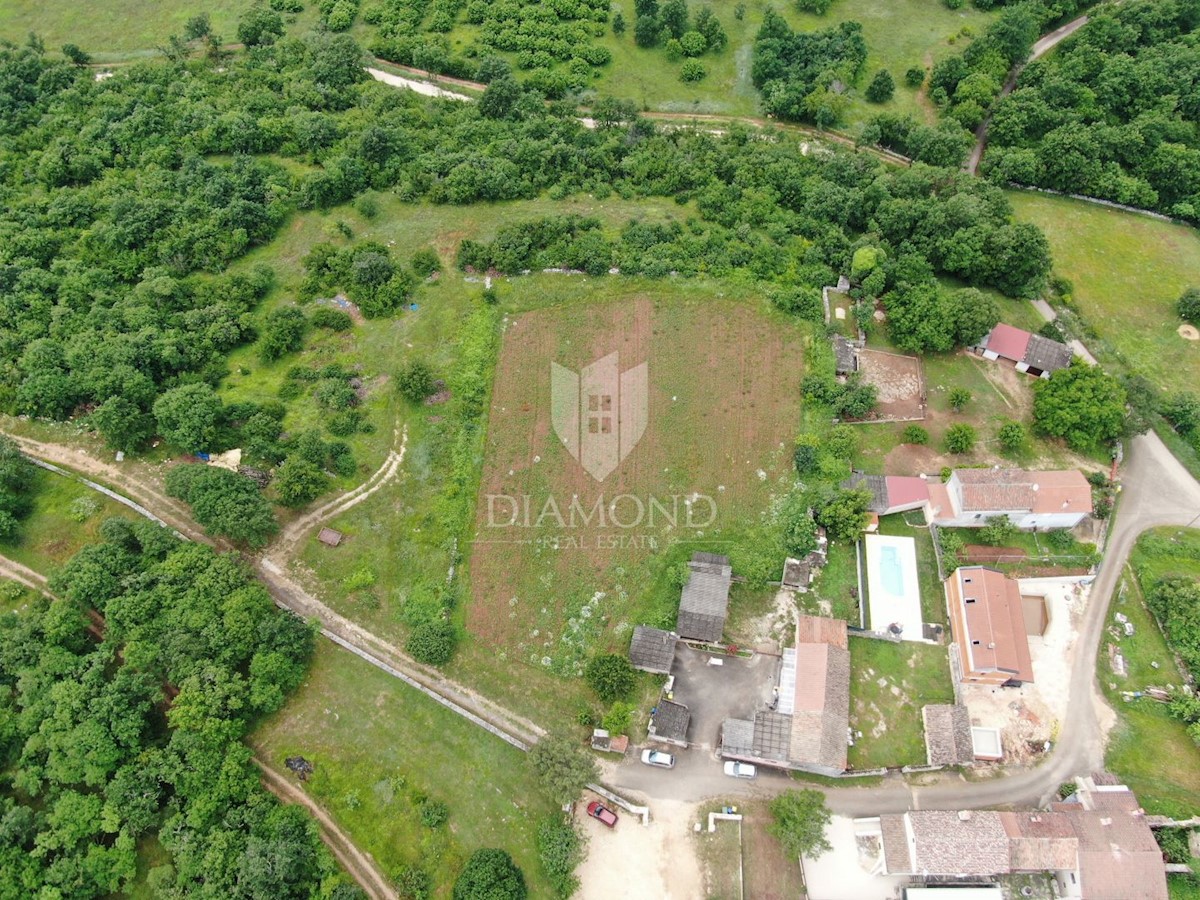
<box><xmin>610</xmin><ymin>430</ymin><xmax>1200</xmax><ymax>815</ymax></box>
<box><xmin>966</xmin><ymin>12</ymin><xmax>1091</xmax><ymax>175</ymax></box>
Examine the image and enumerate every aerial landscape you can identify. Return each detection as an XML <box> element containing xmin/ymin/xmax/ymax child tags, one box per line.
<box><xmin>3</xmin><ymin>0</ymin><xmax>1200</xmax><ymax>898</ymax></box>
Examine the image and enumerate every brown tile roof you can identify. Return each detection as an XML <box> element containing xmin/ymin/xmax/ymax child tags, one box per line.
<box><xmin>949</xmin><ymin>567</ymin><xmax>1035</xmax><ymax>682</ymax></box>
<box><xmin>796</xmin><ymin>614</ymin><xmax>848</xmax><ymax>649</ymax></box>
<box><xmin>788</xmin><ymin>642</ymin><xmax>850</xmax><ymax>771</ymax></box>
<box><xmin>879</xmin><ymin>814</ymin><xmax>912</xmax><ymax>873</ymax></box>
<box><xmin>905</xmin><ymin>811</ymin><xmax>1013</xmax><ymax>875</ymax></box>
<box><xmin>1001</xmin><ymin>811</ymin><xmax>1080</xmax><ymax>871</ymax></box>
<box><xmin>1067</xmin><ymin>797</ymin><xmax>1166</xmax><ymax>900</ymax></box>
<box><xmin>922</xmin><ymin>704</ymin><xmax>974</xmax><ymax>766</ymax></box>
<box><xmin>952</xmin><ymin>468</ymin><xmax>1092</xmax><ymax>517</ymax></box>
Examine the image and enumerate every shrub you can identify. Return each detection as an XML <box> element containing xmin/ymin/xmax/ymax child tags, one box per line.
<box><xmin>396</xmin><ymin>865</ymin><xmax>432</xmax><ymax>900</ymax></box>
<box><xmin>419</xmin><ymin>798</ymin><xmax>449</xmax><ymax>829</ymax></box>
<box><xmin>537</xmin><ymin>817</ymin><xmax>585</xmax><ymax>899</ymax></box>
<box><xmin>1179</xmin><ymin>287</ymin><xmax>1200</xmax><ymax>325</ymax></box>
<box><xmin>865</xmin><ymin>69</ymin><xmax>895</xmax><ymax>103</ymax></box>
<box><xmin>601</xmin><ymin>701</ymin><xmax>634</xmax><ymax>735</ymax></box>
<box><xmin>584</xmin><ymin>653</ymin><xmax>636</xmax><ymax>702</ymax></box>
<box><xmin>259</xmin><ymin>307</ymin><xmax>308</xmax><ymax>362</ymax></box>
<box><xmin>998</xmin><ymin>421</ymin><xmax>1026</xmax><ymax>452</ymax></box>
<box><xmin>310</xmin><ymin>307</ymin><xmax>353</xmax><ymax>331</ymax></box>
<box><xmin>344</xmin><ymin>566</ymin><xmax>377</xmax><ymax>591</ymax></box>
<box><xmin>406</xmin><ymin>620</ymin><xmax>457</xmax><ymax>666</ymax></box>
<box><xmin>944</xmin><ymin>423</ymin><xmax>976</xmax><ymax>454</ymax></box>
<box><xmin>411</xmin><ymin>247</ymin><xmax>441</xmax><ymax>278</ymax></box>
<box><xmin>948</xmin><ymin>387</ymin><xmax>971</xmax><ymax>411</ymax></box>
<box><xmin>826</xmin><ymin>425</ymin><xmax>857</xmax><ymax>461</ymax></box>
<box><xmin>1044</xmin><ymin>528</ymin><xmax>1075</xmax><ymax>551</ymax></box>
<box><xmin>793</xmin><ymin>434</ymin><xmax>821</xmax><ymax>473</ymax></box>
<box><xmin>680</xmin><ymin>31</ymin><xmax>707</xmax><ymax>57</ymax></box>
<box><xmin>679</xmin><ymin>60</ymin><xmax>707</xmax><ymax>82</ymax></box>
<box><xmin>769</xmin><ymin>790</ymin><xmax>832</xmax><ymax>858</ymax></box>
<box><xmin>453</xmin><ymin>849</ymin><xmax>527</xmax><ymax>900</ymax></box>
<box><xmin>398</xmin><ymin>360</ymin><xmax>435</xmax><ymax>403</ymax></box>
<box><xmin>68</xmin><ymin>496</ymin><xmax>100</xmax><ymax>523</ymax></box>
<box><xmin>274</xmin><ymin>456</ymin><xmax>328</xmax><ymax>507</ymax></box>
<box><xmin>902</xmin><ymin>425</ymin><xmax>929</xmax><ymax>445</ymax></box>
<box><xmin>938</xmin><ymin>529</ymin><xmax>965</xmax><ymax>562</ymax></box>
<box><xmin>314</xmin><ymin>378</ymin><xmax>357</xmax><ymax>410</ymax></box>
<box><xmin>979</xmin><ymin>515</ymin><xmax>1018</xmax><ymax>546</ymax></box>
<box><xmin>904</xmin><ymin>66</ymin><xmax>925</xmax><ymax>88</ymax></box>
<box><xmin>354</xmin><ymin>194</ymin><xmax>379</xmax><ymax>219</ymax></box>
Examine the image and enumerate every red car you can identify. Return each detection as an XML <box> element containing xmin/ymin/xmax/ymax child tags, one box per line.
<box><xmin>586</xmin><ymin>801</ymin><xmax>618</xmax><ymax>828</ymax></box>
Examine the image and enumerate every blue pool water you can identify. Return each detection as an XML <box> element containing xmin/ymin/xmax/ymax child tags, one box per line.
<box><xmin>879</xmin><ymin>546</ymin><xmax>905</xmax><ymax>596</ymax></box>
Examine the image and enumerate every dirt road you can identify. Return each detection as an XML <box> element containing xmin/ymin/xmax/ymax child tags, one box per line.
<box><xmin>255</xmin><ymin>760</ymin><xmax>398</xmax><ymax>900</ymax></box>
<box><xmin>0</xmin><ymin>553</ymin><xmax>52</xmax><ymax>593</ymax></box>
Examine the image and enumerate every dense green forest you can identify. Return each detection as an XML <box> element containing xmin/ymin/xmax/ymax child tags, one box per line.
<box><xmin>0</xmin><ymin>521</ymin><xmax>350</xmax><ymax>898</ymax></box>
<box><xmin>982</xmin><ymin>0</ymin><xmax>1200</xmax><ymax>220</ymax></box>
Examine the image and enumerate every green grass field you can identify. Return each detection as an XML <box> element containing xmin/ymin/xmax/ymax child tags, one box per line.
<box><xmin>596</xmin><ymin>0</ymin><xmax>993</xmax><ymax>127</ymax></box>
<box><xmin>1099</xmin><ymin>528</ymin><xmax>1200</xmax><ymax>818</ymax></box>
<box><xmin>252</xmin><ymin>640</ymin><xmax>557</xmax><ymax>896</ymax></box>
<box><xmin>1009</xmin><ymin>191</ymin><xmax>1200</xmax><ymax>396</ymax></box>
<box><xmin>847</xmin><ymin>637</ymin><xmax>954</xmax><ymax>769</ymax></box>
<box><xmin>0</xmin><ymin>468</ymin><xmax>131</xmax><ymax>577</ymax></box>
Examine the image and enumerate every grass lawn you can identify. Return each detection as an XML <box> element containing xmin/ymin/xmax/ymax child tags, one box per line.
<box><xmin>847</xmin><ymin>636</ymin><xmax>954</xmax><ymax>769</ymax></box>
<box><xmin>0</xmin><ymin>1</ymin><xmax>319</xmax><ymax>63</ymax></box>
<box><xmin>252</xmin><ymin>640</ymin><xmax>557</xmax><ymax>896</ymax></box>
<box><xmin>1098</xmin><ymin>528</ymin><xmax>1200</xmax><ymax>818</ymax></box>
<box><xmin>1009</xmin><ymin>191</ymin><xmax>1200</xmax><ymax>396</ymax></box>
<box><xmin>878</xmin><ymin>513</ymin><xmax>945</xmax><ymax>625</ymax></box>
<box><xmin>1171</xmin><ymin>875</ymin><xmax>1200</xmax><ymax>899</ymax></box>
<box><xmin>694</xmin><ymin>803</ymin><xmax>743</xmax><ymax>900</ymax></box>
<box><xmin>596</xmin><ymin>0</ymin><xmax>995</xmax><ymax>128</ymax></box>
<box><xmin>740</xmin><ymin>801</ymin><xmax>805</xmax><ymax>898</ymax></box>
<box><xmin>0</xmin><ymin>467</ymin><xmax>132</xmax><ymax>577</ymax></box>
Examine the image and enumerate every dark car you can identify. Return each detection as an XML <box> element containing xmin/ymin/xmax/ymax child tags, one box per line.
<box><xmin>586</xmin><ymin>800</ymin><xmax>618</xmax><ymax>827</ymax></box>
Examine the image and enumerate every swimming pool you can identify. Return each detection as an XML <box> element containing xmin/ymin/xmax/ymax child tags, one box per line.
<box><xmin>863</xmin><ymin>533</ymin><xmax>924</xmax><ymax>641</ymax></box>
<box><xmin>879</xmin><ymin>545</ymin><xmax>906</xmax><ymax>597</ymax></box>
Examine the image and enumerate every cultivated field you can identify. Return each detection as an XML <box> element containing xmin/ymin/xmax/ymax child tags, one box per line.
<box><xmin>1010</xmin><ymin>191</ymin><xmax>1200</xmax><ymax>395</ymax></box>
<box><xmin>468</xmin><ymin>296</ymin><xmax>805</xmax><ymax>676</ymax></box>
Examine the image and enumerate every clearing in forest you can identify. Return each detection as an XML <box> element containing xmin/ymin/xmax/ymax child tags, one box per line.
<box><xmin>466</xmin><ymin>296</ymin><xmax>805</xmax><ymax>675</ymax></box>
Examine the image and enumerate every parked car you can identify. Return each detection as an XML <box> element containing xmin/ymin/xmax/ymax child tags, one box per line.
<box><xmin>586</xmin><ymin>801</ymin><xmax>618</xmax><ymax>827</ymax></box>
<box><xmin>640</xmin><ymin>748</ymin><xmax>675</xmax><ymax>769</ymax></box>
<box><xmin>723</xmin><ymin>761</ymin><xmax>756</xmax><ymax>779</ymax></box>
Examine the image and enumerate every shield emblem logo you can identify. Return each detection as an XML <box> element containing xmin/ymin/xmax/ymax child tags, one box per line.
<box><xmin>551</xmin><ymin>351</ymin><xmax>648</xmax><ymax>482</ymax></box>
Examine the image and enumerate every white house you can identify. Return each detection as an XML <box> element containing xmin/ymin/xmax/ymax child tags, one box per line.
<box><xmin>925</xmin><ymin>468</ymin><xmax>1092</xmax><ymax>530</ymax></box>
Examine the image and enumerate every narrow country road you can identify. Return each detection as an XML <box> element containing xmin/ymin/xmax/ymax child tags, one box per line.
<box><xmin>966</xmin><ymin>12</ymin><xmax>1091</xmax><ymax>175</ymax></box>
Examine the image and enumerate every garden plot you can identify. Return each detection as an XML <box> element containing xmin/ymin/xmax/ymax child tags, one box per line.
<box><xmin>856</xmin><ymin>348</ymin><xmax>925</xmax><ymax>422</ymax></box>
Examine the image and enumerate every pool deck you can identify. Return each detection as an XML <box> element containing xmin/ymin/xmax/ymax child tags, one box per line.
<box><xmin>862</xmin><ymin>533</ymin><xmax>925</xmax><ymax>641</ymax></box>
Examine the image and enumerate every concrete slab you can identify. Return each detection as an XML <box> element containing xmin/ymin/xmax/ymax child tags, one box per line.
<box><xmin>801</xmin><ymin>815</ymin><xmax>908</xmax><ymax>900</ymax></box>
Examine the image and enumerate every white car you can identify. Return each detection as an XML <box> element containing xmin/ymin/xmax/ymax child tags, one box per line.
<box><xmin>723</xmin><ymin>761</ymin><xmax>756</xmax><ymax>779</ymax></box>
<box><xmin>640</xmin><ymin>749</ymin><xmax>675</xmax><ymax>769</ymax></box>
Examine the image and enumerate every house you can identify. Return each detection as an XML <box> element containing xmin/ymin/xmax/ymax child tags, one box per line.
<box><xmin>921</xmin><ymin>704</ymin><xmax>975</xmax><ymax>766</ymax></box>
<box><xmin>719</xmin><ymin>615</ymin><xmax>850</xmax><ymax>776</ymax></box>
<box><xmin>975</xmin><ymin>323</ymin><xmax>1073</xmax><ymax>378</ymax></box>
<box><xmin>855</xmin><ymin>781</ymin><xmax>1167</xmax><ymax>900</ymax></box>
<box><xmin>628</xmin><ymin>626</ymin><xmax>677</xmax><ymax>675</ymax></box>
<box><xmin>925</xmin><ymin>468</ymin><xmax>1092</xmax><ymax>530</ymax></box>
<box><xmin>647</xmin><ymin>699</ymin><xmax>690</xmax><ymax>747</ymax></box>
<box><xmin>845</xmin><ymin>471</ymin><xmax>931</xmax><ymax>515</ymax></box>
<box><xmin>946</xmin><ymin>567</ymin><xmax>1035</xmax><ymax>685</ymax></box>
<box><xmin>677</xmin><ymin>552</ymin><xmax>733</xmax><ymax>643</ymax></box>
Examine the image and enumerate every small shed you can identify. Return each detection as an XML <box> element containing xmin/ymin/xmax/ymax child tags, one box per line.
<box><xmin>648</xmin><ymin>699</ymin><xmax>691</xmax><ymax>747</ymax></box>
<box><xmin>833</xmin><ymin>335</ymin><xmax>859</xmax><ymax>376</ymax></box>
<box><xmin>629</xmin><ymin>626</ymin><xmax>678</xmax><ymax>674</ymax></box>
<box><xmin>318</xmin><ymin>527</ymin><xmax>344</xmax><ymax>547</ymax></box>
<box><xmin>677</xmin><ymin>552</ymin><xmax>732</xmax><ymax>643</ymax></box>
<box><xmin>922</xmin><ymin>704</ymin><xmax>975</xmax><ymax>767</ymax></box>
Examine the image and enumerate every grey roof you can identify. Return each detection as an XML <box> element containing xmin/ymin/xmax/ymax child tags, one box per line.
<box><xmin>922</xmin><ymin>704</ymin><xmax>975</xmax><ymax>766</ymax></box>
<box><xmin>833</xmin><ymin>335</ymin><xmax>858</xmax><ymax>374</ymax></box>
<box><xmin>678</xmin><ymin>553</ymin><xmax>732</xmax><ymax>643</ymax></box>
<box><xmin>721</xmin><ymin>718</ymin><xmax>756</xmax><ymax>756</ymax></box>
<box><xmin>752</xmin><ymin>710</ymin><xmax>793</xmax><ymax>762</ymax></box>
<box><xmin>628</xmin><ymin>626</ymin><xmax>677</xmax><ymax>674</ymax></box>
<box><xmin>649</xmin><ymin>699</ymin><xmax>690</xmax><ymax>743</ymax></box>
<box><xmin>1022</xmin><ymin>333</ymin><xmax>1073</xmax><ymax>373</ymax></box>
<box><xmin>844</xmin><ymin>472</ymin><xmax>889</xmax><ymax>513</ymax></box>
<box><xmin>788</xmin><ymin>643</ymin><xmax>851</xmax><ymax>772</ymax></box>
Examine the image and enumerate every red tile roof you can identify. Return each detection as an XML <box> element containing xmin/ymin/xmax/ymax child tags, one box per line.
<box><xmin>983</xmin><ymin>323</ymin><xmax>1033</xmax><ymax>362</ymax></box>
<box><xmin>950</xmin><ymin>567</ymin><xmax>1035</xmax><ymax>682</ymax></box>
<box><xmin>884</xmin><ymin>475</ymin><xmax>931</xmax><ymax>509</ymax></box>
<box><xmin>953</xmin><ymin>469</ymin><xmax>1093</xmax><ymax>516</ymax></box>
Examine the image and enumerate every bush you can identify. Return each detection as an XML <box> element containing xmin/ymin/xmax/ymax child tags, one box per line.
<box><xmin>904</xmin><ymin>66</ymin><xmax>925</xmax><ymax>88</ymax></box>
<box><xmin>680</xmin><ymin>31</ymin><xmax>707</xmax><ymax>57</ymax></box>
<box><xmin>944</xmin><ymin>423</ymin><xmax>976</xmax><ymax>454</ymax></box>
<box><xmin>979</xmin><ymin>515</ymin><xmax>1018</xmax><ymax>546</ymax></box>
<box><xmin>793</xmin><ymin>434</ymin><xmax>821</xmax><ymax>473</ymax></box>
<box><xmin>310</xmin><ymin>307</ymin><xmax>354</xmax><ymax>331</ymax></box>
<box><xmin>396</xmin><ymin>865</ymin><xmax>432</xmax><ymax>900</ymax></box>
<box><xmin>865</xmin><ymin>69</ymin><xmax>895</xmax><ymax>103</ymax></box>
<box><xmin>679</xmin><ymin>60</ymin><xmax>707</xmax><ymax>82</ymax></box>
<box><xmin>601</xmin><ymin>700</ymin><xmax>634</xmax><ymax>735</ymax></box>
<box><xmin>537</xmin><ymin>817</ymin><xmax>585</xmax><ymax>899</ymax></box>
<box><xmin>453</xmin><ymin>849</ymin><xmax>527</xmax><ymax>900</ymax></box>
<box><xmin>902</xmin><ymin>425</ymin><xmax>929</xmax><ymax>445</ymax></box>
<box><xmin>1044</xmin><ymin>528</ymin><xmax>1075</xmax><ymax>551</ymax></box>
<box><xmin>398</xmin><ymin>360</ymin><xmax>435</xmax><ymax>403</ymax></box>
<box><xmin>948</xmin><ymin>387</ymin><xmax>971</xmax><ymax>411</ymax></box>
<box><xmin>406</xmin><ymin>620</ymin><xmax>457</xmax><ymax>666</ymax></box>
<box><xmin>411</xmin><ymin>247</ymin><xmax>441</xmax><ymax>278</ymax></box>
<box><xmin>1179</xmin><ymin>287</ymin><xmax>1200</xmax><ymax>325</ymax></box>
<box><xmin>68</xmin><ymin>496</ymin><xmax>100</xmax><ymax>523</ymax></box>
<box><xmin>274</xmin><ymin>456</ymin><xmax>328</xmax><ymax>507</ymax></box>
<box><xmin>259</xmin><ymin>307</ymin><xmax>308</xmax><ymax>362</ymax></box>
<box><xmin>314</xmin><ymin>378</ymin><xmax>357</xmax><ymax>410</ymax></box>
<box><xmin>584</xmin><ymin>653</ymin><xmax>636</xmax><ymax>702</ymax></box>
<box><xmin>998</xmin><ymin>421</ymin><xmax>1025</xmax><ymax>452</ymax></box>
<box><xmin>419</xmin><ymin>798</ymin><xmax>449</xmax><ymax>829</ymax></box>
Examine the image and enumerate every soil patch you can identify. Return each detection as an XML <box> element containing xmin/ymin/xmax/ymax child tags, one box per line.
<box><xmin>855</xmin><ymin>348</ymin><xmax>925</xmax><ymax>421</ymax></box>
<box><xmin>1180</xmin><ymin>323</ymin><xmax>1200</xmax><ymax>341</ymax></box>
